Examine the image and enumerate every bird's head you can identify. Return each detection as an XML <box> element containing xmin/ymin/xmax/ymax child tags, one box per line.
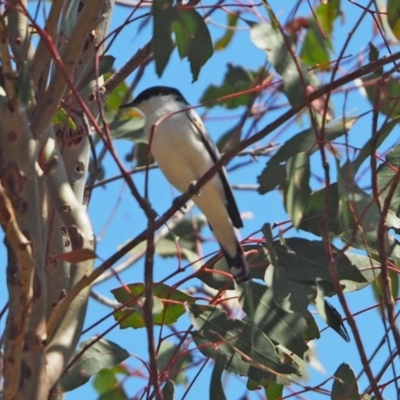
<box><xmin>120</xmin><ymin>86</ymin><xmax>189</xmax><ymax>116</ymax></box>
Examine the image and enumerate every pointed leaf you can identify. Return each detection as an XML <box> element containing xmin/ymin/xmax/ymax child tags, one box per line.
<box><xmin>97</xmin><ymin>387</ymin><xmax>128</xmax><ymax>400</ymax></box>
<box><xmin>172</xmin><ymin>10</ymin><xmax>213</xmax><ymax>82</ymax></box>
<box><xmin>265</xmin><ymin>381</ymin><xmax>284</xmax><ymax>400</ymax></box>
<box><xmin>214</xmin><ymin>14</ymin><xmax>239</xmax><ymax>51</ymax></box>
<box><xmin>59</xmin><ymin>338</ymin><xmax>129</xmax><ymax>392</ymax></box>
<box><xmin>257</xmin><ymin>162</ymin><xmax>286</xmax><ymax>195</ymax></box>
<box><xmin>351</xmin><ymin>119</ymin><xmax>396</xmax><ymax>172</ymax></box>
<box><xmin>302</xmin><ymin>311</ymin><xmax>321</xmax><ymax>341</ymax></box>
<box><xmin>201</xmin><ymin>64</ymin><xmax>255</xmax><ymax>109</ymax></box>
<box><xmin>250</xmin><ymin>22</ymin><xmax>311</xmax><ymax>106</ymax></box>
<box><xmin>155</xmin><ymin>237</ymin><xmax>200</xmax><ymax>264</ymax></box>
<box><xmin>189</xmin><ymin>304</ymin><xmax>296</xmax><ymax>377</ymax></box>
<box><xmin>332</xmin><ymin>363</ymin><xmax>360</xmax><ymax>400</ymax></box>
<box><xmin>283</xmin><ymin>152</ymin><xmax>311</xmax><ymax>228</ymax></box>
<box><xmin>315</xmin><ymin>296</ymin><xmax>349</xmax><ymax>342</ymax></box>
<box><xmin>388</xmin><ymin>0</ymin><xmax>400</xmax><ymax>40</ymax></box>
<box><xmin>299</xmin><ymin>183</ymin><xmax>342</xmax><ymax>236</ymax></box>
<box><xmin>341</xmin><ymin>174</ymin><xmax>381</xmax><ymax>233</ymax></box>
<box><xmin>112</xmin><ymin>283</ymin><xmax>194</xmax><ymax>329</ymax></box>
<box><xmin>363</xmin><ymin>74</ymin><xmax>400</xmax><ymax>119</ymax></box>
<box><xmin>152</xmin><ymin>0</ymin><xmax>177</xmax><ymax>77</ymax></box>
<box><xmin>162</xmin><ymin>380</ymin><xmax>175</xmax><ymax>400</ymax></box>
<box><xmin>93</xmin><ymin>365</ymin><xmax>128</xmax><ymax>396</ymax></box>
<box><xmin>239</xmin><ymin>281</ymin><xmax>309</xmax><ymax>357</ymax></box>
<box><xmin>52</xmin><ymin>108</ymin><xmax>77</xmax><ymax>130</ymax></box>
<box><xmin>257</xmin><ymin>118</ymin><xmax>354</xmax><ymax>194</ymax></box>
<box><xmin>377</xmin><ymin>142</ymin><xmax>400</xmax><ymax>219</ymax></box>
<box><xmin>300</xmin><ymin>19</ymin><xmax>330</xmax><ymax>70</ymax></box>
<box><xmin>272</xmin><ymin>238</ymin><xmax>378</xmax><ymax>295</ymax></box>
<box><xmin>372</xmin><ymin>266</ymin><xmax>399</xmax><ymax>313</ymax></box>
<box><xmin>272</xmin><ymin>118</ymin><xmax>354</xmax><ymax>164</ymax></box>
<box><xmin>210</xmin><ymin>354</ymin><xmax>227</xmax><ymax>400</ymax></box>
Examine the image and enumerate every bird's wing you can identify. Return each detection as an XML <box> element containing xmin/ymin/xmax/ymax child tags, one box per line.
<box><xmin>187</xmin><ymin>109</ymin><xmax>243</xmax><ymax>229</ymax></box>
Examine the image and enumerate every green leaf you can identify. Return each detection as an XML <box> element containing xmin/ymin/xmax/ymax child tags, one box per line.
<box><xmin>109</xmin><ymin>118</ymin><xmax>146</xmax><ymax>143</ymax></box>
<box><xmin>214</xmin><ymin>14</ymin><xmax>239</xmax><ymax>51</ymax></box>
<box><xmin>272</xmin><ymin>238</ymin><xmax>379</xmax><ymax>296</ymax></box>
<box><xmin>96</xmin><ymin>382</ymin><xmax>128</xmax><ymax>400</ymax></box>
<box><xmin>97</xmin><ymin>387</ymin><xmax>128</xmax><ymax>400</ymax></box>
<box><xmin>93</xmin><ymin>365</ymin><xmax>129</xmax><ymax>396</ymax></box>
<box><xmin>315</xmin><ymin>295</ymin><xmax>349</xmax><ymax>341</ymax></box>
<box><xmin>387</xmin><ymin>0</ymin><xmax>400</xmax><ymax>40</ymax></box>
<box><xmin>368</xmin><ymin>42</ymin><xmax>380</xmax><ymax>63</ymax></box>
<box><xmin>93</xmin><ymin>369</ymin><xmax>117</xmax><ymax>395</ymax></box>
<box><xmin>164</xmin><ymin>215</ymin><xmax>207</xmax><ymax>253</ymax></box>
<box><xmin>172</xmin><ymin>10</ymin><xmax>213</xmax><ymax>82</ymax></box>
<box><xmin>299</xmin><ymin>183</ymin><xmax>342</xmax><ymax>236</ymax></box>
<box><xmin>210</xmin><ymin>354</ymin><xmax>227</xmax><ymax>400</ymax></box>
<box><xmin>257</xmin><ymin>118</ymin><xmax>355</xmax><ymax>194</ymax></box>
<box><xmin>372</xmin><ymin>265</ymin><xmax>399</xmax><ymax>312</ymax></box>
<box><xmin>257</xmin><ymin>161</ymin><xmax>286</xmax><ymax>195</ymax></box>
<box><xmin>315</xmin><ymin>0</ymin><xmax>341</xmax><ymax>34</ymax></box>
<box><xmin>377</xmin><ymin>142</ymin><xmax>400</xmax><ymax>218</ymax></box>
<box><xmin>300</xmin><ymin>0</ymin><xmax>340</xmax><ymax>71</ymax></box>
<box><xmin>152</xmin><ymin>0</ymin><xmax>177</xmax><ymax>77</ymax></box>
<box><xmin>157</xmin><ymin>341</ymin><xmax>192</xmax><ymax>385</ymax></box>
<box><xmin>189</xmin><ymin>304</ymin><xmax>297</xmax><ymax>378</ymax></box>
<box><xmin>162</xmin><ymin>380</ymin><xmax>175</xmax><ymax>400</ymax></box>
<box><xmin>104</xmin><ymin>73</ymin><xmax>130</xmax><ymax>116</ymax></box>
<box><xmin>239</xmin><ymin>281</ymin><xmax>309</xmax><ymax>357</ymax></box>
<box><xmin>351</xmin><ymin>118</ymin><xmax>396</xmax><ymax>172</ymax></box>
<box><xmin>112</xmin><ymin>283</ymin><xmax>195</xmax><ymax>329</ymax></box>
<box><xmin>283</xmin><ymin>152</ymin><xmax>311</xmax><ymax>228</ymax></box>
<box><xmin>166</xmin><ymin>215</ymin><xmax>207</xmax><ymax>240</ymax></box>
<box><xmin>250</xmin><ymin>22</ymin><xmax>312</xmax><ymax>107</ymax></box>
<box><xmin>201</xmin><ymin>64</ymin><xmax>255</xmax><ymax>109</ymax></box>
<box><xmin>302</xmin><ymin>311</ymin><xmax>321</xmax><ymax>341</ymax></box>
<box><xmin>340</xmin><ymin>171</ymin><xmax>381</xmax><ymax>233</ymax></box>
<box><xmin>59</xmin><ymin>338</ymin><xmax>129</xmax><ymax>392</ymax></box>
<box><xmin>300</xmin><ymin>19</ymin><xmax>330</xmax><ymax>70</ymax></box>
<box><xmin>273</xmin><ymin>118</ymin><xmax>354</xmax><ymax>164</ymax></box>
<box><xmin>265</xmin><ymin>381</ymin><xmax>284</xmax><ymax>400</ymax></box>
<box><xmin>217</xmin><ymin>122</ymin><xmax>243</xmax><ymax>153</ymax></box>
<box><xmin>155</xmin><ymin>237</ymin><xmax>200</xmax><ymax>264</ymax></box>
<box><xmin>332</xmin><ymin>363</ymin><xmax>361</xmax><ymax>400</ymax></box>
<box><xmin>52</xmin><ymin>108</ymin><xmax>77</xmax><ymax>131</ymax></box>
<box><xmin>363</xmin><ymin>74</ymin><xmax>400</xmax><ymax>119</ymax></box>
<box><xmin>342</xmin><ymin>229</ymin><xmax>400</xmax><ymax>263</ymax></box>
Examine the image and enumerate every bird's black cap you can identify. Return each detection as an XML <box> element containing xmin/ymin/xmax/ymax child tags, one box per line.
<box><xmin>120</xmin><ymin>86</ymin><xmax>189</xmax><ymax>108</ymax></box>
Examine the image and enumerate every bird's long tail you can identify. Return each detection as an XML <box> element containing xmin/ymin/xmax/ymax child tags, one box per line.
<box><xmin>220</xmin><ymin>240</ymin><xmax>249</xmax><ymax>284</ymax></box>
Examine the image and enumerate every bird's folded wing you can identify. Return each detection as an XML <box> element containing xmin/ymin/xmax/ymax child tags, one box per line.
<box><xmin>186</xmin><ymin>109</ymin><xmax>243</xmax><ymax>229</ymax></box>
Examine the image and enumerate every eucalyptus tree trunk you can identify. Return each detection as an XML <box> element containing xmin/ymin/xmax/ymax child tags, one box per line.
<box><xmin>0</xmin><ymin>1</ymin><xmax>115</xmax><ymax>399</ymax></box>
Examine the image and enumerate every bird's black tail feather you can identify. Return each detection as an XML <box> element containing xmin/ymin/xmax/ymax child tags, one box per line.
<box><xmin>221</xmin><ymin>241</ymin><xmax>250</xmax><ymax>284</ymax></box>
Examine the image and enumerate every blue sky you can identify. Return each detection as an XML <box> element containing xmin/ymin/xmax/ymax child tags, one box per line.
<box><xmin>1</xmin><ymin>1</ymin><xmax>399</xmax><ymax>399</ymax></box>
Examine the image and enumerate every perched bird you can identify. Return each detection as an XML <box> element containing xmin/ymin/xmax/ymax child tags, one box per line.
<box><xmin>120</xmin><ymin>86</ymin><xmax>249</xmax><ymax>283</ymax></box>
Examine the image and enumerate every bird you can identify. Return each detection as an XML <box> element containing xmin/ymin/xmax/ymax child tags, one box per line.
<box><xmin>120</xmin><ymin>86</ymin><xmax>249</xmax><ymax>283</ymax></box>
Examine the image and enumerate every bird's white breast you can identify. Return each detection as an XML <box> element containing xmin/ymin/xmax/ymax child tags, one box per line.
<box><xmin>145</xmin><ymin>107</ymin><xmax>222</xmax><ymax>195</ymax></box>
